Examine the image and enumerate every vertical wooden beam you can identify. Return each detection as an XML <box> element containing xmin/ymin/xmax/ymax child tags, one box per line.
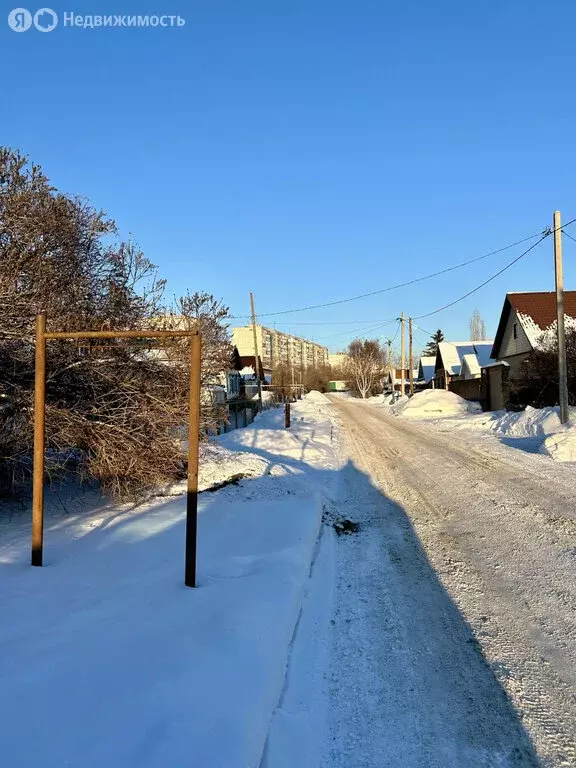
<box><xmin>185</xmin><ymin>333</ymin><xmax>202</xmax><ymax>588</ymax></box>
<box><xmin>32</xmin><ymin>313</ymin><xmax>47</xmax><ymax>566</ymax></box>
<box><xmin>400</xmin><ymin>313</ymin><xmax>405</xmax><ymax>397</ymax></box>
<box><xmin>409</xmin><ymin>317</ymin><xmax>414</xmax><ymax>396</ymax></box>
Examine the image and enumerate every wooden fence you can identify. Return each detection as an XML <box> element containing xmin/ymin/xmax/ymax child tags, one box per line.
<box><xmin>449</xmin><ymin>377</ymin><xmax>484</xmax><ymax>406</ymax></box>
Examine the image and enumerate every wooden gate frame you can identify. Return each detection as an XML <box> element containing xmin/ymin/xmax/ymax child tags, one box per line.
<box><xmin>32</xmin><ymin>313</ymin><xmax>202</xmax><ymax>588</ymax></box>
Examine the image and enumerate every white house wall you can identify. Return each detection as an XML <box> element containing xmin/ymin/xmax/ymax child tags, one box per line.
<box><xmin>499</xmin><ymin>307</ymin><xmax>533</xmax><ymax>359</ymax></box>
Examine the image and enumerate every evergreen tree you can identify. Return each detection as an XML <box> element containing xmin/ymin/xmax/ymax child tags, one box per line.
<box><xmin>424</xmin><ymin>329</ymin><xmax>444</xmax><ymax>357</ymax></box>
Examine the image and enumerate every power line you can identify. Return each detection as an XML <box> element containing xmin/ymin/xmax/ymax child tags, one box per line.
<box><xmin>315</xmin><ymin>318</ymin><xmax>397</xmax><ymax>341</ymax></box>
<box><xmin>413</xmin><ymin>327</ymin><xmax>433</xmax><ymax>345</ymax></box>
<box><xmin>412</xmin><ymin>323</ymin><xmax>436</xmax><ymax>337</ymax></box>
<box><xmin>262</xmin><ymin>320</ymin><xmax>385</xmax><ymax>326</ymax></box>
<box><xmin>230</xmin><ymin>228</ymin><xmax>548</xmax><ymax>320</ymax></box>
<box><xmin>413</xmin><ymin>234</ymin><xmax>549</xmax><ymax>321</ymax></box>
<box><xmin>389</xmin><ymin>321</ymin><xmax>401</xmax><ymax>345</ymax></box>
<box><xmin>563</xmin><ymin>229</ymin><xmax>576</xmax><ymax>244</ymax></box>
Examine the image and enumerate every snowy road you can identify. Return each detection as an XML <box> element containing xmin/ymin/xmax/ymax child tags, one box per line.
<box><xmin>322</xmin><ymin>397</ymin><xmax>576</xmax><ymax>768</ymax></box>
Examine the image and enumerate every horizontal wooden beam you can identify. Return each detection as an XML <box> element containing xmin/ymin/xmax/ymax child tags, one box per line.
<box><xmin>43</xmin><ymin>329</ymin><xmax>197</xmax><ymax>340</ymax></box>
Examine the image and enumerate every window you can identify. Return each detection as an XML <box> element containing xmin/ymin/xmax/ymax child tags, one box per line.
<box><xmin>513</xmin><ymin>323</ymin><xmax>518</xmax><ymax>339</ymax></box>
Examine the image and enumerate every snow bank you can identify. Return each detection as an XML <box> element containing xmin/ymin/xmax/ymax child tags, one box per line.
<box><xmin>252</xmin><ymin>389</ymin><xmax>276</xmax><ymax>404</ymax></box>
<box><xmin>303</xmin><ymin>389</ymin><xmax>331</xmax><ymax>404</ymax></box>
<box><xmin>362</xmin><ymin>393</ymin><xmax>395</xmax><ymax>406</ymax></box>
<box><xmin>541</xmin><ymin>430</ymin><xmax>576</xmax><ymax>462</ymax></box>
<box><xmin>488</xmin><ymin>406</ymin><xmax>576</xmax><ymax>462</ymax></box>
<box><xmin>200</xmin><ymin>391</ymin><xmax>338</xmax><ymax>492</ymax></box>
<box><xmin>0</xmin><ymin>495</ymin><xmax>323</xmax><ymax>768</ymax></box>
<box><xmin>262</xmin><ymin>528</ymin><xmax>335</xmax><ymax>768</ymax></box>
<box><xmin>390</xmin><ymin>393</ymin><xmax>576</xmax><ymax>464</ymax></box>
<box><xmin>395</xmin><ymin>389</ymin><xmax>482</xmax><ymax>418</ymax></box>
<box><xmin>488</xmin><ymin>406</ymin><xmax>567</xmax><ymax>438</ymax></box>
<box><xmin>0</xmin><ymin>392</ymin><xmax>340</xmax><ymax>768</ymax></box>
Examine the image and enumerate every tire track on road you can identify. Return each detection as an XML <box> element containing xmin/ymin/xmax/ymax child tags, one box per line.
<box><xmin>329</xmin><ymin>397</ymin><xmax>576</xmax><ymax>767</ymax></box>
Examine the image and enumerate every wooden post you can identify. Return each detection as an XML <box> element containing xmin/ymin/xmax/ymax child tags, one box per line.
<box><xmin>249</xmin><ymin>292</ymin><xmax>263</xmax><ymax>409</ymax></box>
<box><xmin>285</xmin><ymin>400</ymin><xmax>291</xmax><ymax>428</ymax></box>
<box><xmin>185</xmin><ymin>333</ymin><xmax>202</xmax><ymax>588</ymax></box>
<box><xmin>554</xmin><ymin>211</ymin><xmax>569</xmax><ymax>424</ymax></box>
<box><xmin>409</xmin><ymin>317</ymin><xmax>414</xmax><ymax>397</ymax></box>
<box><xmin>28</xmin><ymin>324</ymin><xmax>200</xmax><ymax>572</ymax></box>
<box><xmin>400</xmin><ymin>313</ymin><xmax>405</xmax><ymax>397</ymax></box>
<box><xmin>32</xmin><ymin>313</ymin><xmax>47</xmax><ymax>566</ymax></box>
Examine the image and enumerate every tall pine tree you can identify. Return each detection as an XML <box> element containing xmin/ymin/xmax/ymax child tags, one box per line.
<box><xmin>424</xmin><ymin>329</ymin><xmax>444</xmax><ymax>356</ymax></box>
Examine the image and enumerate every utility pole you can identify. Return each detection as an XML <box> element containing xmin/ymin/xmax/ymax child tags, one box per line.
<box><xmin>400</xmin><ymin>312</ymin><xmax>405</xmax><ymax>398</ymax></box>
<box><xmin>554</xmin><ymin>211</ymin><xmax>569</xmax><ymax>423</ymax></box>
<box><xmin>249</xmin><ymin>292</ymin><xmax>263</xmax><ymax>408</ymax></box>
<box><xmin>386</xmin><ymin>338</ymin><xmax>392</xmax><ymax>381</ymax></box>
<box><xmin>409</xmin><ymin>316</ymin><xmax>414</xmax><ymax>396</ymax></box>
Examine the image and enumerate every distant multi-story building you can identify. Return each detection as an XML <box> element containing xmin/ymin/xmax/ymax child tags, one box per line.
<box><xmin>232</xmin><ymin>325</ymin><xmax>329</xmax><ymax>370</ymax></box>
<box><xmin>328</xmin><ymin>352</ymin><xmax>349</xmax><ymax>370</ymax></box>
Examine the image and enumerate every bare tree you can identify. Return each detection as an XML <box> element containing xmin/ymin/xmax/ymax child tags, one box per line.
<box><xmin>0</xmin><ymin>147</ymin><xmax>217</xmax><ymax>501</ymax></box>
<box><xmin>469</xmin><ymin>310</ymin><xmax>487</xmax><ymax>341</ymax></box>
<box><xmin>161</xmin><ymin>292</ymin><xmax>233</xmax><ymax>434</ymax></box>
<box><xmin>345</xmin><ymin>339</ymin><xmax>387</xmax><ymax>398</ymax></box>
<box><xmin>270</xmin><ymin>363</ymin><xmax>292</xmax><ymax>397</ymax></box>
<box><xmin>301</xmin><ymin>363</ymin><xmax>331</xmax><ymax>393</ymax></box>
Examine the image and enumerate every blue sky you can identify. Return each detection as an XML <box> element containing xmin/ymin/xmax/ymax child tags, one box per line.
<box><xmin>3</xmin><ymin>0</ymin><xmax>576</xmax><ymax>354</ymax></box>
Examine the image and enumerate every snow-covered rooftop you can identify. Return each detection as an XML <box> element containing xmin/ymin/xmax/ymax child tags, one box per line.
<box><xmin>418</xmin><ymin>356</ymin><xmax>436</xmax><ymax>382</ymax></box>
<box><xmin>493</xmin><ymin>292</ymin><xmax>576</xmax><ymax>358</ymax></box>
<box><xmin>517</xmin><ymin>312</ymin><xmax>576</xmax><ymax>349</ymax></box>
<box><xmin>461</xmin><ymin>353</ymin><xmax>481</xmax><ymax>378</ymax></box>
<box><xmin>437</xmin><ymin>341</ymin><xmax>494</xmax><ymax>377</ymax></box>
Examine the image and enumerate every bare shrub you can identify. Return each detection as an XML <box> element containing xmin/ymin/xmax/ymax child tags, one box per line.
<box><xmin>0</xmin><ymin>147</ymin><xmax>230</xmax><ymax>501</ymax></box>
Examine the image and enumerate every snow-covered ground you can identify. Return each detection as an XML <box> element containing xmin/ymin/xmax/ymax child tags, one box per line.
<box><xmin>5</xmin><ymin>388</ymin><xmax>576</xmax><ymax>768</ymax></box>
<box><xmin>0</xmin><ymin>393</ymin><xmax>340</xmax><ymax>768</ymax></box>
<box><xmin>327</xmin><ymin>395</ymin><xmax>576</xmax><ymax>766</ymax></box>
<box><xmin>366</xmin><ymin>388</ymin><xmax>576</xmax><ymax>462</ymax></box>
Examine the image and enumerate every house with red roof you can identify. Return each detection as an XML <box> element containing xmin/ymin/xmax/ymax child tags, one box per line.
<box><xmin>490</xmin><ymin>291</ymin><xmax>576</xmax><ymax>376</ymax></box>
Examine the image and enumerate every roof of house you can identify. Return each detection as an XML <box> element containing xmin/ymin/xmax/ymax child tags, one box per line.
<box><xmin>418</xmin><ymin>356</ymin><xmax>436</xmax><ymax>382</ymax></box>
<box><xmin>238</xmin><ymin>355</ymin><xmax>272</xmax><ymax>376</ymax></box>
<box><xmin>482</xmin><ymin>360</ymin><xmax>510</xmax><ymax>370</ymax></box>
<box><xmin>461</xmin><ymin>353</ymin><xmax>481</xmax><ymax>377</ymax></box>
<box><xmin>436</xmin><ymin>341</ymin><xmax>494</xmax><ymax>377</ymax></box>
<box><xmin>492</xmin><ymin>291</ymin><xmax>576</xmax><ymax>358</ymax></box>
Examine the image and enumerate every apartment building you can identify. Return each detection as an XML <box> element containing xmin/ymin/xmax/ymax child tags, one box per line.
<box><xmin>328</xmin><ymin>352</ymin><xmax>349</xmax><ymax>370</ymax></box>
<box><xmin>232</xmin><ymin>325</ymin><xmax>329</xmax><ymax>370</ymax></box>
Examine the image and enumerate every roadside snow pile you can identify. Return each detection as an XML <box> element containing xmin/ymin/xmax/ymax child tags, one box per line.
<box><xmin>303</xmin><ymin>389</ymin><xmax>332</xmax><ymax>405</ymax></box>
<box><xmin>541</xmin><ymin>430</ymin><xmax>576</xmax><ymax>462</ymax></box>
<box><xmin>395</xmin><ymin>389</ymin><xmax>482</xmax><ymax>418</ymax></box>
<box><xmin>252</xmin><ymin>389</ymin><xmax>276</xmax><ymax>403</ymax></box>
<box><xmin>362</xmin><ymin>393</ymin><xmax>395</xmax><ymax>406</ymax></box>
<box><xmin>0</xmin><ymin>391</ymin><xmax>340</xmax><ymax>768</ymax></box>
<box><xmin>489</xmin><ymin>406</ymin><xmax>569</xmax><ymax>438</ymax></box>
<box><xmin>488</xmin><ymin>406</ymin><xmax>576</xmax><ymax>462</ymax></box>
<box><xmin>391</xmin><ymin>391</ymin><xmax>576</xmax><ymax>463</ymax></box>
<box><xmin>199</xmin><ymin>441</ymin><xmax>268</xmax><ymax>491</ymax></box>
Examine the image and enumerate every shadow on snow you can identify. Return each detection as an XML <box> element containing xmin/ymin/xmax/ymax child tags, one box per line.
<box><xmin>0</xmin><ymin>435</ymin><xmax>543</xmax><ymax>767</ymax></box>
